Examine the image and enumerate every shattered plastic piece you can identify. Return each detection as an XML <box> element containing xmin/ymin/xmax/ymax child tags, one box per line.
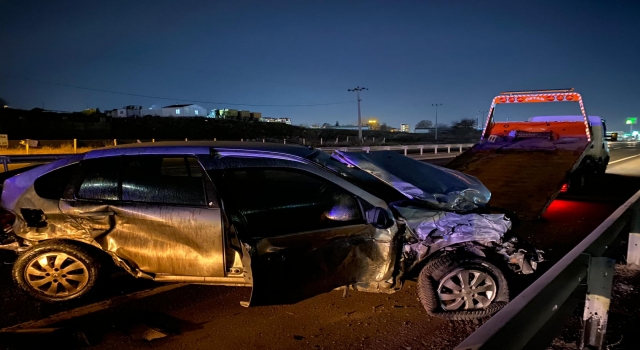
<box><xmin>332</xmin><ymin>151</ymin><xmax>491</xmax><ymax>212</ymax></box>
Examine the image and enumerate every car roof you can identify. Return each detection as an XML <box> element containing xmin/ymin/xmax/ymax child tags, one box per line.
<box><xmin>83</xmin><ymin>141</ymin><xmax>316</xmax><ymax>160</ymax></box>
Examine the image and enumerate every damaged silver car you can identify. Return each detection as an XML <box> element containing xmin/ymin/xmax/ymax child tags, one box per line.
<box><xmin>0</xmin><ymin>142</ymin><xmax>542</xmax><ymax>320</ymax></box>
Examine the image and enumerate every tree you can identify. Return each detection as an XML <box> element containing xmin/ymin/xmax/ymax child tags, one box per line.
<box><xmin>415</xmin><ymin>120</ymin><xmax>433</xmax><ymax>128</ymax></box>
<box><xmin>335</xmin><ymin>121</ymin><xmax>340</xmax><ymax>126</ymax></box>
<box><xmin>379</xmin><ymin>123</ymin><xmax>391</xmax><ymax>131</ymax></box>
<box><xmin>451</xmin><ymin>118</ymin><xmax>476</xmax><ymax>129</ymax></box>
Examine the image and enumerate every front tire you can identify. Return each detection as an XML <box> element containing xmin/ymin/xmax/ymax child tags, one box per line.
<box><xmin>12</xmin><ymin>240</ymin><xmax>100</xmax><ymax>302</ymax></box>
<box><xmin>417</xmin><ymin>253</ymin><xmax>509</xmax><ymax>320</ymax></box>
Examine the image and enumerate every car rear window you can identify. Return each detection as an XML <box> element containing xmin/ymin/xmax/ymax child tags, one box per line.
<box><xmin>34</xmin><ymin>163</ymin><xmax>80</xmax><ymax>200</ymax></box>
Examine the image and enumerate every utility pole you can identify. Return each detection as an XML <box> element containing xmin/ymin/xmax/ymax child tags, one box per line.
<box><xmin>432</xmin><ymin>103</ymin><xmax>442</xmax><ymax>141</ymax></box>
<box><xmin>348</xmin><ymin>86</ymin><xmax>368</xmax><ymax>141</ymax></box>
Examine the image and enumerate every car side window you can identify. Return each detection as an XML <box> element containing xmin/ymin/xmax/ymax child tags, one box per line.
<box><xmin>219</xmin><ymin>168</ymin><xmax>362</xmax><ymax>238</ymax></box>
<box><xmin>34</xmin><ymin>163</ymin><xmax>81</xmax><ymax>200</ymax></box>
<box><xmin>77</xmin><ymin>158</ymin><xmax>120</xmax><ymax>201</ymax></box>
<box><xmin>121</xmin><ymin>156</ymin><xmax>206</xmax><ymax>206</ymax></box>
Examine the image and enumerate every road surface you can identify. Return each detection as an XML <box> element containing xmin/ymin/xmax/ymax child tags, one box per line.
<box><xmin>1</xmin><ymin>143</ymin><xmax>639</xmax><ymax>349</ymax></box>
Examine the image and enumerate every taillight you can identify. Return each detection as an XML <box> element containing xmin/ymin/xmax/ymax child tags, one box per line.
<box><xmin>560</xmin><ymin>183</ymin><xmax>568</xmax><ymax>193</ymax></box>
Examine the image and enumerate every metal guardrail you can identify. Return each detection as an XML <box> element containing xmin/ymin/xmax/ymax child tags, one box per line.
<box><xmin>0</xmin><ymin>154</ymin><xmax>77</xmax><ymax>172</ymax></box>
<box><xmin>317</xmin><ymin>143</ymin><xmax>474</xmax><ymax>156</ymax></box>
<box><xmin>454</xmin><ymin>190</ymin><xmax>640</xmax><ymax>350</ymax></box>
<box><xmin>0</xmin><ymin>144</ymin><xmax>474</xmax><ymax>172</ymax></box>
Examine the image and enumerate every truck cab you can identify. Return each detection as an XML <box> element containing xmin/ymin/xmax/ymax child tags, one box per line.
<box><xmin>528</xmin><ymin>115</ymin><xmax>610</xmax><ymax>177</ymax></box>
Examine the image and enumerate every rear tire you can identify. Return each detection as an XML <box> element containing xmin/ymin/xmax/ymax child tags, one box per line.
<box><xmin>417</xmin><ymin>253</ymin><xmax>509</xmax><ymax>320</ymax></box>
<box><xmin>12</xmin><ymin>240</ymin><xmax>100</xmax><ymax>302</ymax></box>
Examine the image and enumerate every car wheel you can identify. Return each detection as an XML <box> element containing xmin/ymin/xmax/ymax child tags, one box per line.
<box><xmin>417</xmin><ymin>253</ymin><xmax>509</xmax><ymax>320</ymax></box>
<box><xmin>12</xmin><ymin>240</ymin><xmax>100</xmax><ymax>302</ymax></box>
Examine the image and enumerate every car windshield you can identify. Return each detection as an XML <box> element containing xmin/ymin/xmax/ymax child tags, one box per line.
<box><xmin>306</xmin><ymin>150</ymin><xmax>408</xmax><ymax>204</ymax></box>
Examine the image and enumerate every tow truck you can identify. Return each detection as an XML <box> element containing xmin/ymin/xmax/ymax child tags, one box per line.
<box><xmin>447</xmin><ymin>88</ymin><xmax>609</xmax><ymax>220</ymax></box>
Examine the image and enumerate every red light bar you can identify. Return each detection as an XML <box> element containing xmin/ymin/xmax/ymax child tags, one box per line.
<box><xmin>493</xmin><ymin>92</ymin><xmax>581</xmax><ymax>104</ymax></box>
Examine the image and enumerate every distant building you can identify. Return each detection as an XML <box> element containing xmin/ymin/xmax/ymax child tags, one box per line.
<box><xmin>400</xmin><ymin>124</ymin><xmax>410</xmax><ymax>133</ymax></box>
<box><xmin>209</xmin><ymin>109</ymin><xmax>262</xmax><ymax>121</ymax></box>
<box><xmin>327</xmin><ymin>125</ymin><xmax>370</xmax><ymax>131</ymax></box>
<box><xmin>161</xmin><ymin>104</ymin><xmax>207</xmax><ymax>117</ymax></box>
<box><xmin>108</xmin><ymin>105</ymin><xmax>143</xmax><ymax>118</ymax></box>
<box><xmin>414</xmin><ymin>127</ymin><xmax>433</xmax><ymax>133</ymax></box>
<box><xmin>262</xmin><ymin>117</ymin><xmax>292</xmax><ymax>125</ymax></box>
<box><xmin>145</xmin><ymin>105</ymin><xmax>162</xmax><ymax>116</ymax></box>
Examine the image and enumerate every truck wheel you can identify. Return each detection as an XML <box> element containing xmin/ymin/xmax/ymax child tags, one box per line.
<box><xmin>12</xmin><ymin>240</ymin><xmax>100</xmax><ymax>302</ymax></box>
<box><xmin>417</xmin><ymin>253</ymin><xmax>509</xmax><ymax>320</ymax></box>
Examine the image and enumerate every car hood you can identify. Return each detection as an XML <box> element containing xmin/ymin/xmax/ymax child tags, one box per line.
<box><xmin>331</xmin><ymin>151</ymin><xmax>491</xmax><ymax>211</ymax></box>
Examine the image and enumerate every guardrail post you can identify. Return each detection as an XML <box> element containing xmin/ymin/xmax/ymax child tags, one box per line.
<box><xmin>434</xmin><ymin>146</ymin><xmax>437</xmax><ymax>154</ymax></box>
<box><xmin>240</xmin><ymin>139</ymin><xmax>243</xmax><ymax>142</ymax></box>
<box><xmin>73</xmin><ymin>139</ymin><xmax>77</xmax><ymax>153</ymax></box>
<box><xmin>459</xmin><ymin>144</ymin><xmax>462</xmax><ymax>152</ymax></box>
<box><xmin>320</xmin><ymin>138</ymin><xmax>323</xmax><ymax>145</ymax></box>
<box><xmin>152</xmin><ymin>138</ymin><xmax>155</xmax><ymax>142</ymax></box>
<box><xmin>447</xmin><ymin>145</ymin><xmax>451</xmax><ymax>153</ymax></box>
<box><xmin>627</xmin><ymin>209</ymin><xmax>640</xmax><ymax>269</ymax></box>
<box><xmin>303</xmin><ymin>138</ymin><xmax>305</xmax><ymax>145</ymax></box>
<box><xmin>1</xmin><ymin>157</ymin><xmax>8</xmax><ymax>172</ymax></box>
<box><xmin>113</xmin><ymin>139</ymin><xmax>117</xmax><ymax>146</ymax></box>
<box><xmin>185</xmin><ymin>138</ymin><xmax>188</xmax><ymax>141</ymax></box>
<box><xmin>262</xmin><ymin>139</ymin><xmax>265</xmax><ymax>143</ymax></box>
<box><xmin>580</xmin><ymin>256</ymin><xmax>615</xmax><ymax>350</ymax></box>
<box><xmin>26</xmin><ymin>143</ymin><xmax>29</xmax><ymax>154</ymax></box>
<box><xmin>419</xmin><ymin>146</ymin><xmax>423</xmax><ymax>155</ymax></box>
<box><xmin>365</xmin><ymin>147</ymin><xmax>370</xmax><ymax>153</ymax></box>
<box><xmin>403</xmin><ymin>146</ymin><xmax>407</xmax><ymax>156</ymax></box>
<box><xmin>214</xmin><ymin>138</ymin><xmax>217</xmax><ymax>141</ymax></box>
<box><xmin>347</xmin><ymin>136</ymin><xmax>349</xmax><ymax>142</ymax></box>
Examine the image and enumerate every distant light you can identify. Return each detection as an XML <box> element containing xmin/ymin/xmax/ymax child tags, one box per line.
<box><xmin>2</xmin><ymin>105</ymin><xmax>7</xmax><ymax>108</ymax></box>
<box><xmin>633</xmin><ymin>131</ymin><xmax>639</xmax><ymax>136</ymax></box>
<box><xmin>560</xmin><ymin>183</ymin><xmax>568</xmax><ymax>193</ymax></box>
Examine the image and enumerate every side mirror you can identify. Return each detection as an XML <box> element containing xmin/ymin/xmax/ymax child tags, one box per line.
<box><xmin>366</xmin><ymin>207</ymin><xmax>393</xmax><ymax>229</ymax></box>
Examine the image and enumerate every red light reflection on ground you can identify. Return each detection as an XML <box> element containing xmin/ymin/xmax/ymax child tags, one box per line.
<box><xmin>544</xmin><ymin>199</ymin><xmax>590</xmax><ymax>220</ymax></box>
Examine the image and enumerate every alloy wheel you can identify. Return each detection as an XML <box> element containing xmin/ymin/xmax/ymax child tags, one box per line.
<box><xmin>24</xmin><ymin>252</ymin><xmax>90</xmax><ymax>297</ymax></box>
<box><xmin>437</xmin><ymin>268</ymin><xmax>497</xmax><ymax>311</ymax></box>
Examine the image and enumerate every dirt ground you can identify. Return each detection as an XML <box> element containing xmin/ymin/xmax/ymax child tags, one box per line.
<box><xmin>549</xmin><ymin>265</ymin><xmax>640</xmax><ymax>350</ymax></box>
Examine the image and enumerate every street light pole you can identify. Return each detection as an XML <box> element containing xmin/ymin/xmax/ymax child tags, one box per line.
<box><xmin>432</xmin><ymin>103</ymin><xmax>442</xmax><ymax>141</ymax></box>
<box><xmin>348</xmin><ymin>86</ymin><xmax>368</xmax><ymax>141</ymax></box>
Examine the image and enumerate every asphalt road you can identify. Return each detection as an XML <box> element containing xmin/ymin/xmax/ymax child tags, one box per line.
<box><xmin>1</xmin><ymin>143</ymin><xmax>640</xmax><ymax>350</ymax></box>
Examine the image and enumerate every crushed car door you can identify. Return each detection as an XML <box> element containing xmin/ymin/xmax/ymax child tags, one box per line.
<box><xmin>61</xmin><ymin>156</ymin><xmax>226</xmax><ymax>277</ymax></box>
<box><xmin>214</xmin><ymin>166</ymin><xmax>398</xmax><ymax>306</ymax></box>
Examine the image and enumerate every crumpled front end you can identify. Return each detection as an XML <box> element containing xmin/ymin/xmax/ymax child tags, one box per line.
<box><xmin>394</xmin><ymin>204</ymin><xmax>543</xmax><ymax>276</ymax></box>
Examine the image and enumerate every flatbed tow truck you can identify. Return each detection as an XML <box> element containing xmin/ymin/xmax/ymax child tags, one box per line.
<box><xmin>447</xmin><ymin>88</ymin><xmax>609</xmax><ymax>220</ymax></box>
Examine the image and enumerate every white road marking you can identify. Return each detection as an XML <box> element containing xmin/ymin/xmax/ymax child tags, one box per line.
<box><xmin>1</xmin><ymin>283</ymin><xmax>188</xmax><ymax>331</ymax></box>
<box><xmin>609</xmin><ymin>153</ymin><xmax>640</xmax><ymax>165</ymax></box>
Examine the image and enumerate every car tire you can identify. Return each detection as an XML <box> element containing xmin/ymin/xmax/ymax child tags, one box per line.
<box><xmin>12</xmin><ymin>240</ymin><xmax>100</xmax><ymax>302</ymax></box>
<box><xmin>417</xmin><ymin>252</ymin><xmax>509</xmax><ymax>320</ymax></box>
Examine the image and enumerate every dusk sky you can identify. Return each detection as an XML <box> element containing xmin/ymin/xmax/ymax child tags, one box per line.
<box><xmin>1</xmin><ymin>1</ymin><xmax>639</xmax><ymax>130</ymax></box>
